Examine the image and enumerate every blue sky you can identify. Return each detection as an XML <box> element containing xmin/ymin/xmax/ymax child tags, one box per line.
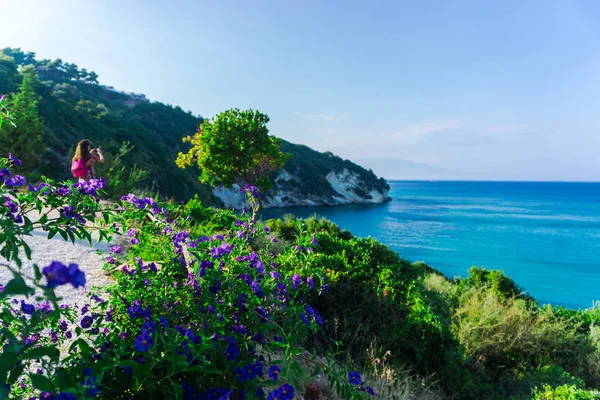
<box><xmin>2</xmin><ymin>0</ymin><xmax>600</xmax><ymax>180</ymax></box>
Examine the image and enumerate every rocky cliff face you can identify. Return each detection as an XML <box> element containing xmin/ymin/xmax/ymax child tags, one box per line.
<box><xmin>213</xmin><ymin>167</ymin><xmax>391</xmax><ymax>209</ymax></box>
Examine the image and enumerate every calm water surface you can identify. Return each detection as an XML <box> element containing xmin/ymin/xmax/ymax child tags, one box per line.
<box><xmin>261</xmin><ymin>181</ymin><xmax>600</xmax><ymax>309</ymax></box>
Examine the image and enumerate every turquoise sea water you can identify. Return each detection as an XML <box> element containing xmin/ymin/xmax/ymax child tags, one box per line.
<box><xmin>262</xmin><ymin>181</ymin><xmax>600</xmax><ymax>309</ymax></box>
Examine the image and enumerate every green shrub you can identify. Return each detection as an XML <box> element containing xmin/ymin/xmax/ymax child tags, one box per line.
<box><xmin>531</xmin><ymin>384</ymin><xmax>600</xmax><ymax>400</ymax></box>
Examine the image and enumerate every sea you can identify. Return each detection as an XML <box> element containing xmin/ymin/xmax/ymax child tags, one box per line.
<box><xmin>261</xmin><ymin>181</ymin><xmax>600</xmax><ymax>310</ymax></box>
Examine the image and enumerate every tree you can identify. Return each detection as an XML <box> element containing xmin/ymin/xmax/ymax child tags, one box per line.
<box><xmin>0</xmin><ymin>52</ymin><xmax>19</xmax><ymax>95</ymax></box>
<box><xmin>0</xmin><ymin>47</ymin><xmax>36</xmax><ymax>66</ymax></box>
<box><xmin>98</xmin><ymin>142</ymin><xmax>150</xmax><ymax>199</ymax></box>
<box><xmin>85</xmin><ymin>71</ymin><xmax>99</xmax><ymax>84</ymax></box>
<box><xmin>176</xmin><ymin>108</ymin><xmax>291</xmax><ymax>214</ymax></box>
<box><xmin>0</xmin><ymin>68</ymin><xmax>45</xmax><ymax>171</ymax></box>
<box><xmin>79</xmin><ymin>68</ymin><xmax>89</xmax><ymax>81</ymax></box>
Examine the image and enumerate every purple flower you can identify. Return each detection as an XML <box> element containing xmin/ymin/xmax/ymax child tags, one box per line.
<box><xmin>134</xmin><ymin>330</ymin><xmax>153</xmax><ymax>352</ymax></box>
<box><xmin>20</xmin><ymin>300</ymin><xmax>35</xmax><ymax>314</ymax></box>
<box><xmin>270</xmin><ymin>236</ymin><xmax>278</xmax><ymax>243</ymax></box>
<box><xmin>300</xmin><ymin>313</ymin><xmax>310</xmax><ymax>325</ymax></box>
<box><xmin>130</xmin><ymin>238</ymin><xmax>140</xmax><ymax>245</ymax></box>
<box><xmin>348</xmin><ymin>371</ymin><xmax>362</xmax><ymax>385</ymax></box>
<box><xmin>43</xmin><ymin>261</ymin><xmax>70</xmax><ymax>288</ymax></box>
<box><xmin>291</xmin><ymin>274</ymin><xmax>301</xmax><ymax>290</ymax></box>
<box><xmin>225</xmin><ymin>342</ymin><xmax>240</xmax><ymax>360</ymax></box>
<box><xmin>67</xmin><ymin>263</ymin><xmax>86</xmax><ymax>288</ymax></box>
<box><xmin>65</xmin><ymin>331</ymin><xmax>73</xmax><ymax>339</ymax></box>
<box><xmin>366</xmin><ymin>386</ymin><xmax>376</xmax><ymax>396</ymax></box>
<box><xmin>81</xmin><ymin>316</ymin><xmax>93</xmax><ymax>329</ymax></box>
<box><xmin>293</xmin><ymin>245</ymin><xmax>302</xmax><ymax>252</ymax></box>
<box><xmin>235</xmin><ymin>364</ymin><xmax>257</xmax><ymax>382</ymax></box>
<box><xmin>279</xmin><ymin>384</ymin><xmax>295</xmax><ymax>400</ymax></box>
<box><xmin>306</xmin><ymin>276</ymin><xmax>314</xmax><ymax>289</ymax></box>
<box><xmin>127</xmin><ymin>228</ymin><xmax>136</xmax><ymax>237</ymax></box>
<box><xmin>311</xmin><ymin>236</ymin><xmax>318</xmax><ymax>247</ymax></box>
<box><xmin>106</xmin><ymin>256</ymin><xmax>116</xmax><ymax>264</ymax></box>
<box><xmin>5</xmin><ymin>175</ymin><xmax>26</xmax><ymax>187</ymax></box>
<box><xmin>250</xmin><ymin>281</ymin><xmax>264</xmax><ymax>298</ymax></box>
<box><xmin>268</xmin><ymin>365</ymin><xmax>281</xmax><ymax>380</ymax></box>
<box><xmin>111</xmin><ymin>245</ymin><xmax>121</xmax><ymax>254</ymax></box>
<box><xmin>263</xmin><ymin>226</ymin><xmax>270</xmax><ymax>233</ymax></box>
<box><xmin>242</xmin><ymin>184</ymin><xmax>260</xmax><ymax>199</ymax></box>
<box><xmin>4</xmin><ymin>197</ymin><xmax>17</xmax><ymax>213</ymax></box>
<box><xmin>61</xmin><ymin>206</ymin><xmax>86</xmax><ymax>224</ymax></box>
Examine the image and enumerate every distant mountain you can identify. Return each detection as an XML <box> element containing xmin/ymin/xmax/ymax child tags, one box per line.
<box><xmin>356</xmin><ymin>157</ymin><xmax>459</xmax><ymax>180</ymax></box>
<box><xmin>0</xmin><ymin>47</ymin><xmax>390</xmax><ymax>207</ymax></box>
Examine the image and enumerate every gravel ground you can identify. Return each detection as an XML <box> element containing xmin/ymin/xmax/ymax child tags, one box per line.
<box><xmin>1</xmin><ymin>229</ymin><xmax>124</xmax><ymax>307</ymax></box>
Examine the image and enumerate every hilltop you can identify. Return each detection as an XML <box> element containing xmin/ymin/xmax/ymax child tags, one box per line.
<box><xmin>0</xmin><ymin>47</ymin><xmax>390</xmax><ymax>206</ymax></box>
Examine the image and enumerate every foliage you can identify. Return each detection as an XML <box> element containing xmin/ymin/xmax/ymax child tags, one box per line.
<box><xmin>0</xmin><ymin>47</ymin><xmax>219</xmax><ymax>203</ymax></box>
<box><xmin>0</xmin><ymin>150</ymin><xmax>372</xmax><ymax>399</ymax></box>
<box><xmin>531</xmin><ymin>384</ymin><xmax>600</xmax><ymax>400</ymax></box>
<box><xmin>176</xmin><ymin>108</ymin><xmax>291</xmax><ymax>193</ymax></box>
<box><xmin>0</xmin><ymin>48</ymin><xmax>389</xmax><ymax>206</ymax></box>
<box><xmin>96</xmin><ymin>141</ymin><xmax>150</xmax><ymax>199</ymax></box>
<box><xmin>0</xmin><ymin>67</ymin><xmax>44</xmax><ymax>172</ymax></box>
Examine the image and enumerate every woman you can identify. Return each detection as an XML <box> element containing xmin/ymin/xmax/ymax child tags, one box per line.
<box><xmin>72</xmin><ymin>139</ymin><xmax>104</xmax><ymax>182</ymax></box>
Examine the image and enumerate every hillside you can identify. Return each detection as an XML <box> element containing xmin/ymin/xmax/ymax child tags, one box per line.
<box><xmin>0</xmin><ymin>47</ymin><xmax>390</xmax><ymax>207</ymax></box>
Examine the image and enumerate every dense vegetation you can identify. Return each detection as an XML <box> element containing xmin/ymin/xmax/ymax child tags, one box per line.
<box><xmin>3</xmin><ymin>47</ymin><xmax>599</xmax><ymax>400</ymax></box>
<box><xmin>0</xmin><ymin>48</ymin><xmax>388</xmax><ymax>206</ymax></box>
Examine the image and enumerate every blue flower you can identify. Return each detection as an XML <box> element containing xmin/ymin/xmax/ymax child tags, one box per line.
<box><xmin>291</xmin><ymin>274</ymin><xmax>301</xmax><ymax>290</ymax></box>
<box><xmin>5</xmin><ymin>175</ymin><xmax>25</xmax><ymax>187</ymax></box>
<box><xmin>311</xmin><ymin>236</ymin><xmax>318</xmax><ymax>247</ymax></box>
<box><xmin>366</xmin><ymin>386</ymin><xmax>376</xmax><ymax>396</ymax></box>
<box><xmin>43</xmin><ymin>261</ymin><xmax>70</xmax><ymax>288</ymax></box>
<box><xmin>81</xmin><ymin>316</ymin><xmax>93</xmax><ymax>329</ymax></box>
<box><xmin>279</xmin><ymin>384</ymin><xmax>294</xmax><ymax>400</ymax></box>
<box><xmin>300</xmin><ymin>313</ymin><xmax>310</xmax><ymax>325</ymax></box>
<box><xmin>348</xmin><ymin>371</ymin><xmax>362</xmax><ymax>385</ymax></box>
<box><xmin>235</xmin><ymin>364</ymin><xmax>257</xmax><ymax>382</ymax></box>
<box><xmin>20</xmin><ymin>300</ymin><xmax>35</xmax><ymax>314</ymax></box>
<box><xmin>159</xmin><ymin>316</ymin><xmax>169</xmax><ymax>328</ymax></box>
<box><xmin>225</xmin><ymin>342</ymin><xmax>239</xmax><ymax>360</ymax></box>
<box><xmin>8</xmin><ymin>153</ymin><xmax>22</xmax><ymax>167</ymax></box>
<box><xmin>268</xmin><ymin>365</ymin><xmax>281</xmax><ymax>380</ymax></box>
<box><xmin>306</xmin><ymin>277</ymin><xmax>314</xmax><ymax>289</ymax></box>
<box><xmin>134</xmin><ymin>330</ymin><xmax>153</xmax><ymax>352</ymax></box>
<box><xmin>250</xmin><ymin>281</ymin><xmax>264</xmax><ymax>298</ymax></box>
<box><xmin>67</xmin><ymin>263</ymin><xmax>86</xmax><ymax>288</ymax></box>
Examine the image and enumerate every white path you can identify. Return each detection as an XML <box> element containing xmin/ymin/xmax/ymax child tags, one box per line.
<box><xmin>0</xmin><ymin>229</ymin><xmax>127</xmax><ymax>307</ymax></box>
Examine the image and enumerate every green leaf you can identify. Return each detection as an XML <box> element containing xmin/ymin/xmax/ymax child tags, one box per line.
<box><xmin>48</xmin><ymin>227</ymin><xmax>58</xmax><ymax>239</ymax></box>
<box><xmin>33</xmin><ymin>264</ymin><xmax>42</xmax><ymax>280</ymax></box>
<box><xmin>311</xmin><ymin>365</ymin><xmax>321</xmax><ymax>377</ymax></box>
<box><xmin>0</xmin><ymin>276</ymin><xmax>34</xmax><ymax>297</ymax></box>
<box><xmin>69</xmin><ymin>338</ymin><xmax>93</xmax><ymax>357</ymax></box>
<box><xmin>23</xmin><ymin>346</ymin><xmax>60</xmax><ymax>360</ymax></box>
<box><xmin>29</xmin><ymin>374</ymin><xmax>53</xmax><ymax>393</ymax></box>
<box><xmin>59</xmin><ymin>229</ymin><xmax>68</xmax><ymax>241</ymax></box>
<box><xmin>23</xmin><ymin>241</ymin><xmax>32</xmax><ymax>260</ymax></box>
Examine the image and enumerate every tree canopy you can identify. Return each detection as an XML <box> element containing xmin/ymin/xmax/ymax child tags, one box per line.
<box><xmin>0</xmin><ymin>67</ymin><xmax>44</xmax><ymax>171</ymax></box>
<box><xmin>176</xmin><ymin>108</ymin><xmax>291</xmax><ymax>192</ymax></box>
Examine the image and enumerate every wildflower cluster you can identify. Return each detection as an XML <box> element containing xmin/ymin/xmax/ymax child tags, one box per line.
<box><xmin>0</xmin><ymin>152</ymin><xmax>371</xmax><ymax>400</ymax></box>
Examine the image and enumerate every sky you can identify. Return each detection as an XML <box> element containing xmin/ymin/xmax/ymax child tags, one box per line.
<box><xmin>2</xmin><ymin>0</ymin><xmax>600</xmax><ymax>181</ymax></box>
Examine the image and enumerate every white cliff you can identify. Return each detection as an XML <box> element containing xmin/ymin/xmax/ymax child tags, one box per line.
<box><xmin>212</xmin><ymin>168</ymin><xmax>391</xmax><ymax>210</ymax></box>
